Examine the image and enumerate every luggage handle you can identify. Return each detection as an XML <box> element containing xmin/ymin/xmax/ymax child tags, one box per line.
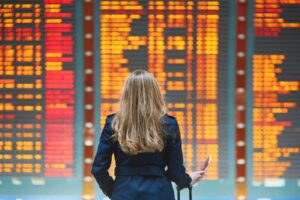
<box><xmin>176</xmin><ymin>185</ymin><xmax>192</xmax><ymax>200</ymax></box>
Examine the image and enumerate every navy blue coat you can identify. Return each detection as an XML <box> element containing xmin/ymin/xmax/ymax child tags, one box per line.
<box><xmin>91</xmin><ymin>113</ymin><xmax>192</xmax><ymax>200</ymax></box>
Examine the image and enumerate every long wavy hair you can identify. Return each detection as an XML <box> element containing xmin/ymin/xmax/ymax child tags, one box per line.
<box><xmin>111</xmin><ymin>69</ymin><xmax>168</xmax><ymax>154</ymax></box>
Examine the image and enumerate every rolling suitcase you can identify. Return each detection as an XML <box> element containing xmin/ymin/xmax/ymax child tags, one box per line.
<box><xmin>176</xmin><ymin>186</ymin><xmax>192</xmax><ymax>200</ymax></box>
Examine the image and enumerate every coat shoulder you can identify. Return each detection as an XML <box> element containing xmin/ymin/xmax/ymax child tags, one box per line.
<box><xmin>106</xmin><ymin>113</ymin><xmax>116</xmax><ymax>123</ymax></box>
<box><xmin>161</xmin><ymin>114</ymin><xmax>179</xmax><ymax>142</ymax></box>
<box><xmin>163</xmin><ymin>114</ymin><xmax>177</xmax><ymax>125</ymax></box>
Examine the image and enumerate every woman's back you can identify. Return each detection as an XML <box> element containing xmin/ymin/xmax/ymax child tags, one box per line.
<box><xmin>92</xmin><ymin>113</ymin><xmax>191</xmax><ymax>200</ymax></box>
<box><xmin>91</xmin><ymin>70</ymin><xmax>194</xmax><ymax>199</ymax></box>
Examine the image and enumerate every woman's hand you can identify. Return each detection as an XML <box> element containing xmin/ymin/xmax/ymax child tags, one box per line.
<box><xmin>189</xmin><ymin>170</ymin><xmax>206</xmax><ymax>186</ymax></box>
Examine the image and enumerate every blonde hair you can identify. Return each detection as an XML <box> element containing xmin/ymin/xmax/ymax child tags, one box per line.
<box><xmin>111</xmin><ymin>69</ymin><xmax>167</xmax><ymax>154</ymax></box>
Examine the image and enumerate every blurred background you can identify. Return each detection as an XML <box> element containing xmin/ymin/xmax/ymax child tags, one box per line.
<box><xmin>0</xmin><ymin>0</ymin><xmax>299</xmax><ymax>199</ymax></box>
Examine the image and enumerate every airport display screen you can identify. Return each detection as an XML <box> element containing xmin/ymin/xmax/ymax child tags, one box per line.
<box><xmin>247</xmin><ymin>1</ymin><xmax>300</xmax><ymax>199</ymax></box>
<box><xmin>0</xmin><ymin>0</ymin><xmax>83</xmax><ymax>199</ymax></box>
<box><xmin>96</xmin><ymin>0</ymin><xmax>236</xmax><ymax>199</ymax></box>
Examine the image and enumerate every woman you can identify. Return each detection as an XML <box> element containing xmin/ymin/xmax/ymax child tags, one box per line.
<box><xmin>91</xmin><ymin>69</ymin><xmax>205</xmax><ymax>199</ymax></box>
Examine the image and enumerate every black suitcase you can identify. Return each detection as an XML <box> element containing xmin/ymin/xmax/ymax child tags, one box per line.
<box><xmin>176</xmin><ymin>186</ymin><xmax>192</xmax><ymax>200</ymax></box>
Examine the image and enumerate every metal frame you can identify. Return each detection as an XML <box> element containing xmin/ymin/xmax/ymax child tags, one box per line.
<box><xmin>235</xmin><ymin>0</ymin><xmax>248</xmax><ymax>199</ymax></box>
<box><xmin>82</xmin><ymin>0</ymin><xmax>95</xmax><ymax>199</ymax></box>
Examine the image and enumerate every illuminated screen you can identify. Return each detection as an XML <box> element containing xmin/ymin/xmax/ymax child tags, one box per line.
<box><xmin>1</xmin><ymin>0</ymin><xmax>299</xmax><ymax>200</ymax></box>
<box><xmin>247</xmin><ymin>0</ymin><xmax>300</xmax><ymax>199</ymax></box>
<box><xmin>95</xmin><ymin>0</ymin><xmax>236</xmax><ymax>199</ymax></box>
<box><xmin>0</xmin><ymin>0</ymin><xmax>83</xmax><ymax>199</ymax></box>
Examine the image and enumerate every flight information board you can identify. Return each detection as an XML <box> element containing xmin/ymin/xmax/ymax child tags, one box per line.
<box><xmin>248</xmin><ymin>0</ymin><xmax>300</xmax><ymax>199</ymax></box>
<box><xmin>1</xmin><ymin>0</ymin><xmax>299</xmax><ymax>199</ymax></box>
<box><xmin>0</xmin><ymin>0</ymin><xmax>83</xmax><ymax>198</ymax></box>
<box><xmin>96</xmin><ymin>0</ymin><xmax>235</xmax><ymax>198</ymax></box>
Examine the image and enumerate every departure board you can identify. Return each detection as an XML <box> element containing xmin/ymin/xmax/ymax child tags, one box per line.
<box><xmin>248</xmin><ymin>0</ymin><xmax>300</xmax><ymax>199</ymax></box>
<box><xmin>96</xmin><ymin>0</ymin><xmax>235</xmax><ymax>198</ymax></box>
<box><xmin>0</xmin><ymin>0</ymin><xmax>83</xmax><ymax>198</ymax></box>
<box><xmin>2</xmin><ymin>0</ymin><xmax>299</xmax><ymax>199</ymax></box>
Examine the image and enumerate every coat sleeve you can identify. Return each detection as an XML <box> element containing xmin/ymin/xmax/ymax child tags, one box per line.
<box><xmin>91</xmin><ymin>116</ymin><xmax>114</xmax><ymax>197</ymax></box>
<box><xmin>165</xmin><ymin>118</ymin><xmax>192</xmax><ymax>190</ymax></box>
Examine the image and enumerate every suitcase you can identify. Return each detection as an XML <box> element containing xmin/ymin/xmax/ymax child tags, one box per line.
<box><xmin>176</xmin><ymin>186</ymin><xmax>192</xmax><ymax>200</ymax></box>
